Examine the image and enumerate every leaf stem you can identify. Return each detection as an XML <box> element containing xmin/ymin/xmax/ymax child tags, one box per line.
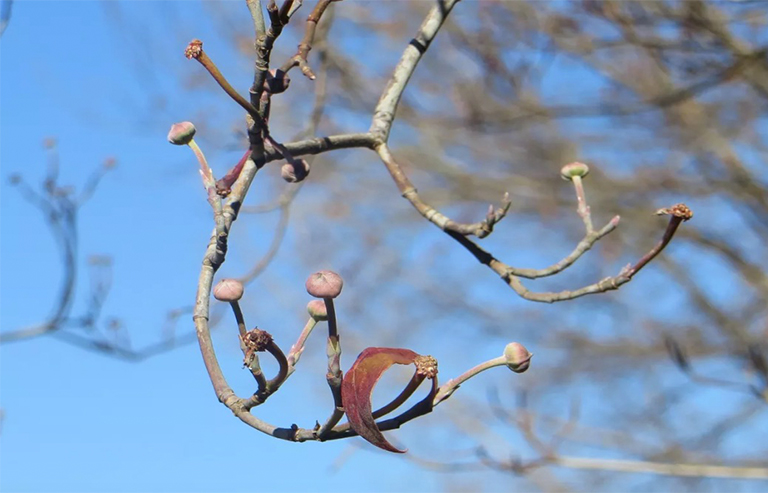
<box><xmin>433</xmin><ymin>356</ymin><xmax>507</xmax><ymax>406</ymax></box>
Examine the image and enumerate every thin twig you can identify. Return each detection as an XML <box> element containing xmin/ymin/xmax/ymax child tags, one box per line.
<box><xmin>286</xmin><ymin>317</ymin><xmax>318</xmax><ymax>370</ymax></box>
<box><xmin>376</xmin><ymin>144</ymin><xmax>510</xmax><ymax>238</ymax></box>
<box><xmin>279</xmin><ymin>0</ymin><xmax>336</xmax><ymax>79</ymax></box>
<box><xmin>570</xmin><ymin>175</ymin><xmax>593</xmax><ymax>233</ymax></box>
<box><xmin>265</xmin><ymin>340</ymin><xmax>289</xmax><ymax>390</ymax></box>
<box><xmin>622</xmin><ymin>204</ymin><xmax>693</xmax><ymax>277</ymax></box>
<box><xmin>349</xmin><ymin>5</ymin><xmax>527</xmax><ymax>236</ymax></box>
<box><xmin>187</xmin><ymin>139</ymin><xmax>225</xmax><ymax>237</ymax></box>
<box><xmin>185</xmin><ymin>40</ymin><xmax>261</xmax><ymax>118</ymax></box>
<box><xmin>246</xmin><ymin>0</ymin><xmax>266</xmax><ymax>39</ymax></box>
<box><xmin>229</xmin><ymin>301</ymin><xmax>247</xmax><ymax>338</ymax></box>
<box><xmin>445</xmin><ymin>204</ymin><xmax>691</xmax><ymax>302</ymax></box>
<box><xmin>251</xmin><ymin>0</ymin><xmax>286</xmax><ymax>110</ymax></box>
<box><xmin>316</xmin><ymin>297</ymin><xmax>344</xmax><ymax>439</ymax></box>
<box><xmin>507</xmin><ymin>216</ymin><xmax>620</xmax><ymax>279</ymax></box>
<box><xmin>369</xmin><ymin>0</ymin><xmax>460</xmax><ymax>143</ymax></box>
<box><xmin>264</xmin><ymin>133</ymin><xmax>376</xmax><ymax>160</ymax></box>
<box><xmin>434</xmin><ymin>356</ymin><xmax>507</xmax><ymax>405</ymax></box>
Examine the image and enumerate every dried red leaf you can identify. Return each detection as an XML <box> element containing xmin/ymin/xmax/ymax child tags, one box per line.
<box><xmin>341</xmin><ymin>347</ymin><xmax>420</xmax><ymax>453</ymax></box>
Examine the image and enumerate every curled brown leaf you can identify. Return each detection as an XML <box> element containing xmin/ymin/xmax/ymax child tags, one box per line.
<box><xmin>341</xmin><ymin>347</ymin><xmax>426</xmax><ymax>453</ymax></box>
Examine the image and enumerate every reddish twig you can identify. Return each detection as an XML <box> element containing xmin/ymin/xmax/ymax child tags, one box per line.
<box><xmin>185</xmin><ymin>39</ymin><xmax>260</xmax><ymax>118</ymax></box>
<box><xmin>621</xmin><ymin>203</ymin><xmax>693</xmax><ymax>277</ymax></box>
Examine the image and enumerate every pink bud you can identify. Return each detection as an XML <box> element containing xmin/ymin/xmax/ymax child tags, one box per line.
<box><xmin>306</xmin><ymin>270</ymin><xmax>343</xmax><ymax>299</ymax></box>
<box><xmin>213</xmin><ymin>278</ymin><xmax>244</xmax><ymax>302</ymax></box>
<box><xmin>307</xmin><ymin>300</ymin><xmax>328</xmax><ymax>321</ymax></box>
<box><xmin>281</xmin><ymin>159</ymin><xmax>310</xmax><ymax>183</ymax></box>
<box><xmin>168</xmin><ymin>121</ymin><xmax>197</xmax><ymax>145</ymax></box>
<box><xmin>504</xmin><ymin>342</ymin><xmax>532</xmax><ymax>373</ymax></box>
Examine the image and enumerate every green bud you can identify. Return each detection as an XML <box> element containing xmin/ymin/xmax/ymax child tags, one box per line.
<box><xmin>504</xmin><ymin>342</ymin><xmax>532</xmax><ymax>373</ymax></box>
<box><xmin>167</xmin><ymin>121</ymin><xmax>197</xmax><ymax>146</ymax></box>
<box><xmin>560</xmin><ymin>162</ymin><xmax>590</xmax><ymax>181</ymax></box>
<box><xmin>307</xmin><ymin>300</ymin><xmax>328</xmax><ymax>321</ymax></box>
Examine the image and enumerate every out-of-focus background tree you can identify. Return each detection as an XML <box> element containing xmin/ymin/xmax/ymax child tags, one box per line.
<box><xmin>2</xmin><ymin>1</ymin><xmax>767</xmax><ymax>492</ymax></box>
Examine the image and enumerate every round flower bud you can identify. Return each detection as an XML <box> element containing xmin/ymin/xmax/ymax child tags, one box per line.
<box><xmin>306</xmin><ymin>270</ymin><xmax>343</xmax><ymax>299</ymax></box>
<box><xmin>264</xmin><ymin>69</ymin><xmax>291</xmax><ymax>94</ymax></box>
<box><xmin>560</xmin><ymin>162</ymin><xmax>590</xmax><ymax>181</ymax></box>
<box><xmin>213</xmin><ymin>278</ymin><xmax>244</xmax><ymax>302</ymax></box>
<box><xmin>307</xmin><ymin>300</ymin><xmax>328</xmax><ymax>321</ymax></box>
<box><xmin>168</xmin><ymin>121</ymin><xmax>197</xmax><ymax>145</ymax></box>
<box><xmin>504</xmin><ymin>342</ymin><xmax>532</xmax><ymax>374</ymax></box>
<box><xmin>281</xmin><ymin>159</ymin><xmax>310</xmax><ymax>183</ymax></box>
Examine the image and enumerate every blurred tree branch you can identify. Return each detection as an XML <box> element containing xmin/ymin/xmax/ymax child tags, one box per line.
<box><xmin>0</xmin><ymin>0</ymin><xmax>12</xmax><ymax>38</ymax></box>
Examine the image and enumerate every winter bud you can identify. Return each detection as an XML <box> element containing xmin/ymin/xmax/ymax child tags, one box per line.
<box><xmin>213</xmin><ymin>278</ymin><xmax>244</xmax><ymax>302</ymax></box>
<box><xmin>264</xmin><ymin>69</ymin><xmax>291</xmax><ymax>94</ymax></box>
<box><xmin>306</xmin><ymin>270</ymin><xmax>343</xmax><ymax>299</ymax></box>
<box><xmin>307</xmin><ymin>300</ymin><xmax>328</xmax><ymax>321</ymax></box>
<box><xmin>560</xmin><ymin>162</ymin><xmax>590</xmax><ymax>181</ymax></box>
<box><xmin>167</xmin><ymin>121</ymin><xmax>197</xmax><ymax>146</ymax></box>
<box><xmin>503</xmin><ymin>342</ymin><xmax>532</xmax><ymax>374</ymax></box>
<box><xmin>281</xmin><ymin>159</ymin><xmax>310</xmax><ymax>183</ymax></box>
